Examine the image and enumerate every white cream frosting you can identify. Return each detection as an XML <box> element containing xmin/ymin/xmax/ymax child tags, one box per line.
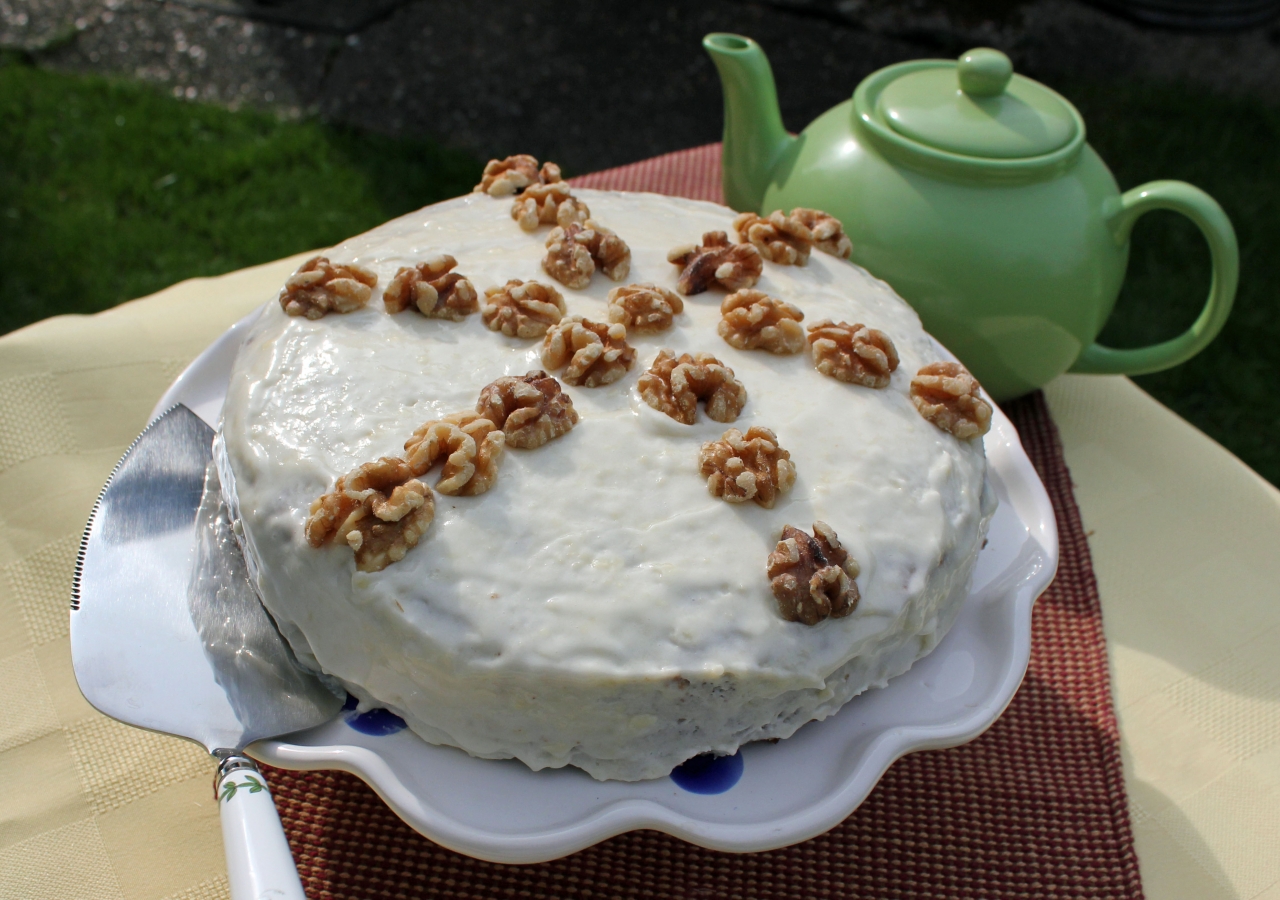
<box><xmin>219</xmin><ymin>189</ymin><xmax>995</xmax><ymax>781</ymax></box>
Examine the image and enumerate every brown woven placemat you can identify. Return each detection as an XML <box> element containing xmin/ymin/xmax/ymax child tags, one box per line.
<box><xmin>264</xmin><ymin>146</ymin><xmax>1144</xmax><ymax>900</ymax></box>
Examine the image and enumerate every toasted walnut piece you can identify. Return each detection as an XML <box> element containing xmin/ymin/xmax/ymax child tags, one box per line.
<box><xmin>279</xmin><ymin>256</ymin><xmax>378</xmax><ymax>319</ymax></box>
<box><xmin>541</xmin><ymin>223</ymin><xmax>595</xmax><ymax>289</ymax></box>
<box><xmin>541</xmin><ymin>316</ymin><xmax>636</xmax><ymax>388</ymax></box>
<box><xmin>588</xmin><ymin>221</ymin><xmax>632</xmax><ymax>282</ymax></box>
<box><xmin>304</xmin><ymin>457</ymin><xmax>436</xmax><ymax>572</ymax></box>
<box><xmin>473</xmin><ymin>154</ymin><xmax>541</xmax><ymax>197</ymax></box>
<box><xmin>805</xmin><ymin>320</ymin><xmax>899</xmax><ymax>388</ymax></box>
<box><xmin>473</xmin><ymin>156</ymin><xmax>563</xmax><ymax>197</ymax></box>
<box><xmin>542</xmin><ymin>220</ymin><xmax>631</xmax><ymax>288</ymax></box>
<box><xmin>638</xmin><ymin>350</ymin><xmax>748</xmax><ymax>425</ymax></box>
<box><xmin>791</xmin><ymin>208</ymin><xmax>852</xmax><ymax>259</ymax></box>
<box><xmin>667</xmin><ymin>231</ymin><xmax>763</xmax><ymax>295</ymax></box>
<box><xmin>558</xmin><ymin>197</ymin><xmax>591</xmax><ymax>228</ymax></box>
<box><xmin>481</xmin><ymin>279</ymin><xmax>566</xmax><ymax>339</ymax></box>
<box><xmin>733</xmin><ymin>210</ymin><xmax>814</xmax><ymax>265</ymax></box>
<box><xmin>606</xmin><ymin>283</ymin><xmax>684</xmax><ymax>333</ymax></box>
<box><xmin>718</xmin><ymin>289</ymin><xmax>806</xmax><ymax>354</ymax></box>
<box><xmin>404</xmin><ymin>412</ymin><xmax>506</xmax><ymax>496</ymax></box>
<box><xmin>699</xmin><ymin>426</ymin><xmax>795</xmax><ymax>508</ymax></box>
<box><xmin>910</xmin><ymin>361</ymin><xmax>993</xmax><ymax>440</ymax></box>
<box><xmin>698</xmin><ymin>426</ymin><xmax>796</xmax><ymax>509</ymax></box>
<box><xmin>510</xmin><ymin>182</ymin><xmax>591</xmax><ymax>232</ymax></box>
<box><xmin>382</xmin><ymin>255</ymin><xmax>478</xmax><ymax>321</ymax></box>
<box><xmin>767</xmin><ymin>522</ymin><xmax>861</xmax><ymax>625</ymax></box>
<box><xmin>476</xmin><ymin>370</ymin><xmax>579</xmax><ymax>449</ymax></box>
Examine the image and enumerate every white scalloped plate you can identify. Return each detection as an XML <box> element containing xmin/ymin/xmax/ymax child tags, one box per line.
<box><xmin>154</xmin><ymin>306</ymin><xmax>1057</xmax><ymax>865</ymax></box>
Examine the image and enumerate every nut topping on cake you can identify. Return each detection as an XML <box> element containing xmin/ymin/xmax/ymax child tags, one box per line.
<box><xmin>476</xmin><ymin>370</ymin><xmax>579</xmax><ymax>449</ymax></box>
<box><xmin>481</xmin><ymin>279</ymin><xmax>566</xmax><ymax>338</ymax></box>
<box><xmin>473</xmin><ymin>154</ymin><xmax>562</xmax><ymax>197</ymax></box>
<box><xmin>699</xmin><ymin>426</ymin><xmax>796</xmax><ymax>509</ymax></box>
<box><xmin>585</xmin><ymin>222</ymin><xmax>632</xmax><ymax>282</ymax></box>
<box><xmin>806</xmin><ymin>320</ymin><xmax>899</xmax><ymax>388</ymax></box>
<box><xmin>383</xmin><ymin>255</ymin><xmax>478</xmax><ymax>321</ymax></box>
<box><xmin>668</xmin><ymin>231</ymin><xmax>763</xmax><ymax>295</ymax></box>
<box><xmin>638</xmin><ymin>350</ymin><xmax>748</xmax><ymax>425</ymax></box>
<box><xmin>543</xmin><ymin>220</ymin><xmax>631</xmax><ymax>288</ymax></box>
<box><xmin>511</xmin><ymin>182</ymin><xmax>591</xmax><ymax>232</ymax></box>
<box><xmin>733</xmin><ymin>211</ymin><xmax>814</xmax><ymax>266</ymax></box>
<box><xmin>542</xmin><ymin>316</ymin><xmax>636</xmax><ymax>387</ymax></box>
<box><xmin>910</xmin><ymin>362</ymin><xmax>993</xmax><ymax>440</ymax></box>
<box><xmin>541</xmin><ymin>224</ymin><xmax>594</xmax><ymax>289</ymax></box>
<box><xmin>767</xmin><ymin>522</ymin><xmax>861</xmax><ymax>625</ymax></box>
<box><xmin>474</xmin><ymin>154</ymin><xmax>538</xmax><ymax>196</ymax></box>
<box><xmin>790</xmin><ymin>208</ymin><xmax>853</xmax><ymax>259</ymax></box>
<box><xmin>404</xmin><ymin>413</ymin><xmax>505</xmax><ymax>496</ymax></box>
<box><xmin>305</xmin><ymin>457</ymin><xmax>435</xmax><ymax>573</ymax></box>
<box><xmin>718</xmin><ymin>290</ymin><xmax>806</xmax><ymax>354</ymax></box>
<box><xmin>279</xmin><ymin>256</ymin><xmax>378</xmax><ymax>319</ymax></box>
<box><xmin>606</xmin><ymin>283</ymin><xmax>683</xmax><ymax>333</ymax></box>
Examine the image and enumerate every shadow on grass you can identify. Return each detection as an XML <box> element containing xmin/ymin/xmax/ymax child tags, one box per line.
<box><xmin>0</xmin><ymin>53</ymin><xmax>480</xmax><ymax>336</ymax></box>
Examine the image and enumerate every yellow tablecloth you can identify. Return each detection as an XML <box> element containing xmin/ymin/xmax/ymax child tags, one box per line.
<box><xmin>0</xmin><ymin>257</ymin><xmax>1276</xmax><ymax>899</ymax></box>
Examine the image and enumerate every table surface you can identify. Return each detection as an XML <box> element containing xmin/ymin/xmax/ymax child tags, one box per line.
<box><xmin>0</xmin><ymin>253</ymin><xmax>1276</xmax><ymax>900</ymax></box>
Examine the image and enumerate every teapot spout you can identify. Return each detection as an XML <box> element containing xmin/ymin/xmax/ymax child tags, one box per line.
<box><xmin>703</xmin><ymin>34</ymin><xmax>795</xmax><ymax>213</ymax></box>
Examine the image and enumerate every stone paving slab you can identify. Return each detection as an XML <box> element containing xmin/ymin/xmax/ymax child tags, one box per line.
<box><xmin>4</xmin><ymin>0</ymin><xmax>1278</xmax><ymax>173</ymax></box>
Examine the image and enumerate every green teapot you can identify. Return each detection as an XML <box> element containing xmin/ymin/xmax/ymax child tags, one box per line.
<box><xmin>704</xmin><ymin>33</ymin><xmax>1238</xmax><ymax>400</ymax></box>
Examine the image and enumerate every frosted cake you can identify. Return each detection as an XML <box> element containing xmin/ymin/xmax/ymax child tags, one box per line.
<box><xmin>218</xmin><ymin>160</ymin><xmax>996</xmax><ymax>781</ymax></box>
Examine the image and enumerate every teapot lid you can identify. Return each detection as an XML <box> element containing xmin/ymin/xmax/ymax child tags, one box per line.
<box><xmin>855</xmin><ymin>51</ymin><xmax>1085</xmax><ymax>184</ymax></box>
<box><xmin>875</xmin><ymin>49</ymin><xmax>1077</xmax><ymax>160</ymax></box>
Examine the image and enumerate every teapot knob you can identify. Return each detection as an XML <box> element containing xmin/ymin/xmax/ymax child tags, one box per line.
<box><xmin>958</xmin><ymin>48</ymin><xmax>1013</xmax><ymax>97</ymax></box>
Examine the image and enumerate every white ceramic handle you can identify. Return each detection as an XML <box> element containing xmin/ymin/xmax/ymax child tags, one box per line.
<box><xmin>217</xmin><ymin>757</ymin><xmax>307</xmax><ymax>900</ymax></box>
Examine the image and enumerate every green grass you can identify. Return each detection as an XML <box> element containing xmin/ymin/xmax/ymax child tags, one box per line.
<box><xmin>1</xmin><ymin>56</ymin><xmax>1276</xmax><ymax>485</ymax></box>
<box><xmin>0</xmin><ymin>54</ymin><xmax>480</xmax><ymax>335</ymax></box>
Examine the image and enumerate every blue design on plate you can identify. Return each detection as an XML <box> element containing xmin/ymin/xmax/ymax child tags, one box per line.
<box><xmin>341</xmin><ymin>694</ymin><xmax>407</xmax><ymax>736</ymax></box>
<box><xmin>670</xmin><ymin>751</ymin><xmax>744</xmax><ymax>794</ymax></box>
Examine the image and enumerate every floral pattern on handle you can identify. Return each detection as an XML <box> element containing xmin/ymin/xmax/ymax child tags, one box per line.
<box><xmin>220</xmin><ymin>773</ymin><xmax>266</xmax><ymax>803</ymax></box>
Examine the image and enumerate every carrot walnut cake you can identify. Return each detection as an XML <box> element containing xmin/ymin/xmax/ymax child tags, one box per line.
<box><xmin>217</xmin><ymin>168</ymin><xmax>996</xmax><ymax>781</ymax></box>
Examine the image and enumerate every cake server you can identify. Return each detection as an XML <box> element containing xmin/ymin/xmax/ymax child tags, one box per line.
<box><xmin>70</xmin><ymin>403</ymin><xmax>343</xmax><ymax>900</ymax></box>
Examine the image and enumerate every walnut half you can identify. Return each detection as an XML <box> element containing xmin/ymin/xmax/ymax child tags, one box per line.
<box><xmin>473</xmin><ymin>155</ymin><xmax>561</xmax><ymax>197</ymax></box>
<box><xmin>667</xmin><ymin>231</ymin><xmax>763</xmax><ymax>295</ymax></box>
<box><xmin>910</xmin><ymin>361</ymin><xmax>993</xmax><ymax>440</ymax></box>
<box><xmin>637</xmin><ymin>350</ymin><xmax>748</xmax><ymax>425</ymax></box>
<box><xmin>279</xmin><ymin>256</ymin><xmax>378</xmax><ymax>319</ymax></box>
<box><xmin>543</xmin><ymin>220</ymin><xmax>631</xmax><ymax>289</ymax></box>
<box><xmin>382</xmin><ymin>255</ymin><xmax>478</xmax><ymax>321</ymax></box>
<box><xmin>806</xmin><ymin>320</ymin><xmax>899</xmax><ymax>388</ymax></box>
<box><xmin>481</xmin><ymin>279</ymin><xmax>566</xmax><ymax>339</ymax></box>
<box><xmin>718</xmin><ymin>289</ymin><xmax>806</xmax><ymax>354</ymax></box>
<box><xmin>476</xmin><ymin>370</ymin><xmax>579</xmax><ymax>449</ymax></box>
<box><xmin>733</xmin><ymin>210</ymin><xmax>814</xmax><ymax>265</ymax></box>
<box><xmin>305</xmin><ymin>457</ymin><xmax>435</xmax><ymax>573</ymax></box>
<box><xmin>791</xmin><ymin>208</ymin><xmax>852</xmax><ymax>259</ymax></box>
<box><xmin>766</xmin><ymin>522</ymin><xmax>860</xmax><ymax>625</ymax></box>
<box><xmin>511</xmin><ymin>182</ymin><xmax>590</xmax><ymax>232</ymax></box>
<box><xmin>542</xmin><ymin>316</ymin><xmax>636</xmax><ymax>387</ymax></box>
<box><xmin>606</xmin><ymin>283</ymin><xmax>683</xmax><ymax>333</ymax></box>
<box><xmin>698</xmin><ymin>426</ymin><xmax>796</xmax><ymax>509</ymax></box>
<box><xmin>404</xmin><ymin>412</ymin><xmax>505</xmax><ymax>496</ymax></box>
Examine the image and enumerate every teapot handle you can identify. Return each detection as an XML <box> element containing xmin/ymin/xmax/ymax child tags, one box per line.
<box><xmin>1069</xmin><ymin>180</ymin><xmax>1238</xmax><ymax>376</ymax></box>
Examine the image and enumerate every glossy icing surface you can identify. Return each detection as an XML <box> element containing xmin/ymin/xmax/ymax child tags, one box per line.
<box><xmin>220</xmin><ymin>190</ymin><xmax>994</xmax><ymax>780</ymax></box>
